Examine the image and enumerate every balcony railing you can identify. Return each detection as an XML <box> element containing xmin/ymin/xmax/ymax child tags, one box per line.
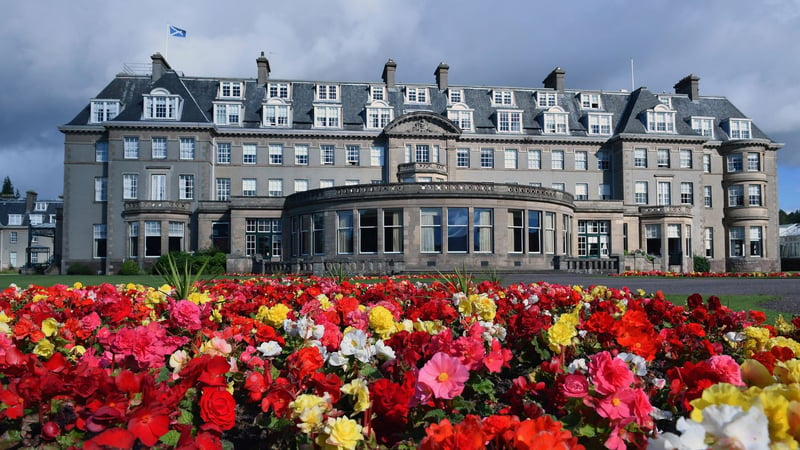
<box><xmin>638</xmin><ymin>205</ymin><xmax>692</xmax><ymax>217</ymax></box>
<box><xmin>397</xmin><ymin>162</ymin><xmax>447</xmax><ymax>177</ymax></box>
<box><xmin>123</xmin><ymin>200</ymin><xmax>192</xmax><ymax>215</ymax></box>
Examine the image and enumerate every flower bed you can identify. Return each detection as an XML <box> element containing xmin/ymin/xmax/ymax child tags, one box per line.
<box><xmin>613</xmin><ymin>270</ymin><xmax>800</xmax><ymax>278</ymax></box>
<box><xmin>1</xmin><ymin>277</ymin><xmax>799</xmax><ymax>449</ymax></box>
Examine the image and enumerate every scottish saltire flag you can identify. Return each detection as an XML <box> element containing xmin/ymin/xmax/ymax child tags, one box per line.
<box><xmin>169</xmin><ymin>25</ymin><xmax>187</xmax><ymax>38</ymax></box>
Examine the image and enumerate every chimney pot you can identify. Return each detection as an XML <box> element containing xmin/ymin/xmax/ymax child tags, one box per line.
<box><xmin>543</xmin><ymin>67</ymin><xmax>565</xmax><ymax>92</ymax></box>
<box><xmin>257</xmin><ymin>52</ymin><xmax>271</xmax><ymax>85</ymax></box>
<box><xmin>674</xmin><ymin>74</ymin><xmax>700</xmax><ymax>100</ymax></box>
<box><xmin>382</xmin><ymin>58</ymin><xmax>397</xmax><ymax>89</ymax></box>
<box><xmin>435</xmin><ymin>62</ymin><xmax>449</xmax><ymax>91</ymax></box>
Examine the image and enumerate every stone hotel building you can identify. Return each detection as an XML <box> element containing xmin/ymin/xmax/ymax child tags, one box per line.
<box><xmin>59</xmin><ymin>53</ymin><xmax>781</xmax><ymax>275</ymax></box>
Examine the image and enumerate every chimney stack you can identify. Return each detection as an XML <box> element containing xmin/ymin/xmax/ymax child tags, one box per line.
<box><xmin>151</xmin><ymin>53</ymin><xmax>171</xmax><ymax>82</ymax></box>
<box><xmin>382</xmin><ymin>58</ymin><xmax>397</xmax><ymax>89</ymax></box>
<box><xmin>25</xmin><ymin>190</ymin><xmax>37</xmax><ymax>214</ymax></box>
<box><xmin>674</xmin><ymin>74</ymin><xmax>700</xmax><ymax>101</ymax></box>
<box><xmin>257</xmin><ymin>52</ymin><xmax>271</xmax><ymax>85</ymax></box>
<box><xmin>435</xmin><ymin>62</ymin><xmax>449</xmax><ymax>91</ymax></box>
<box><xmin>543</xmin><ymin>67</ymin><xmax>565</xmax><ymax>92</ymax></box>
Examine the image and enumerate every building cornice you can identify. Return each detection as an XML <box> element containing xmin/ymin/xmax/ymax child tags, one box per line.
<box><xmin>609</xmin><ymin>133</ymin><xmax>708</xmax><ymax>145</ymax></box>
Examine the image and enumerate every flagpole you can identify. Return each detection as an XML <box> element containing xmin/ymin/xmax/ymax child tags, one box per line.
<box><xmin>165</xmin><ymin>24</ymin><xmax>169</xmax><ymax>61</ymax></box>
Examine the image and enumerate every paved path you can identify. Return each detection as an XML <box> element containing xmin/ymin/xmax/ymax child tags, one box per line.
<box><xmin>497</xmin><ymin>272</ymin><xmax>800</xmax><ymax>315</ymax></box>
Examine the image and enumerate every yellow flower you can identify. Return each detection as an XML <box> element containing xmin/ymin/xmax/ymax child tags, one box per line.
<box><xmin>756</xmin><ymin>388</ymin><xmax>792</xmax><ymax>442</ymax></box>
<box><xmin>472</xmin><ymin>294</ymin><xmax>497</xmax><ymax>322</ymax></box>
<box><xmin>690</xmin><ymin>383</ymin><xmax>750</xmax><ymax>422</ymax></box>
<box><xmin>72</xmin><ymin>282</ymin><xmax>83</xmax><ymax>289</ymax></box>
<box><xmin>33</xmin><ymin>338</ymin><xmax>55</xmax><ymax>358</ymax></box>
<box><xmin>41</xmin><ymin>317</ymin><xmax>59</xmax><ymax>337</ymax></box>
<box><xmin>775</xmin><ymin>360</ymin><xmax>800</xmax><ymax>385</ymax></box>
<box><xmin>210</xmin><ymin>307</ymin><xmax>222</xmax><ymax>323</ymax></box>
<box><xmin>341</xmin><ymin>379</ymin><xmax>371</xmax><ymax>413</ymax></box>
<box><xmin>318</xmin><ymin>294</ymin><xmax>333</xmax><ymax>310</ymax></box>
<box><xmin>369</xmin><ymin>306</ymin><xmax>395</xmax><ymax>339</ymax></box>
<box><xmin>547</xmin><ymin>311</ymin><xmax>579</xmax><ymax>352</ymax></box>
<box><xmin>316</xmin><ymin>416</ymin><xmax>364</xmax><ymax>450</ymax></box>
<box><xmin>744</xmin><ymin>326</ymin><xmax>771</xmax><ymax>357</ymax></box>
<box><xmin>775</xmin><ymin>315</ymin><xmax>795</xmax><ymax>335</ymax></box>
<box><xmin>32</xmin><ymin>294</ymin><xmax>47</xmax><ymax>303</ymax></box>
<box><xmin>187</xmin><ymin>291</ymin><xmax>212</xmax><ymax>305</ymax></box>
<box><xmin>260</xmin><ymin>304</ymin><xmax>291</xmax><ymax>327</ymax></box>
<box><xmin>290</xmin><ymin>394</ymin><xmax>330</xmax><ymax>434</ymax></box>
<box><xmin>767</xmin><ymin>336</ymin><xmax>800</xmax><ymax>357</ymax></box>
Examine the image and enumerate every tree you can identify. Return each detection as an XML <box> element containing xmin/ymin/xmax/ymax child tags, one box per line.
<box><xmin>0</xmin><ymin>176</ymin><xmax>13</xmax><ymax>197</ymax></box>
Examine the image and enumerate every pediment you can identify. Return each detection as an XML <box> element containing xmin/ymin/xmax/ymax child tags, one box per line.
<box><xmin>384</xmin><ymin>111</ymin><xmax>461</xmax><ymax>137</ymax></box>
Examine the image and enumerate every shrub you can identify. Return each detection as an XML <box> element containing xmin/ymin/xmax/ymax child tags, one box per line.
<box><xmin>151</xmin><ymin>250</ymin><xmax>226</xmax><ymax>276</ymax></box>
<box><xmin>119</xmin><ymin>260</ymin><xmax>141</xmax><ymax>275</ymax></box>
<box><xmin>66</xmin><ymin>263</ymin><xmax>93</xmax><ymax>275</ymax></box>
<box><xmin>693</xmin><ymin>254</ymin><xmax>711</xmax><ymax>272</ymax></box>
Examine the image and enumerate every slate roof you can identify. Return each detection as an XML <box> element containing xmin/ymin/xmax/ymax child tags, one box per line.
<box><xmin>0</xmin><ymin>199</ymin><xmax>61</xmax><ymax>227</ymax></box>
<box><xmin>64</xmin><ymin>60</ymin><xmax>777</xmax><ymax>144</ymax></box>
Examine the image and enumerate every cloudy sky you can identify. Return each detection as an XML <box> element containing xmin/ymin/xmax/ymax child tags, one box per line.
<box><xmin>2</xmin><ymin>0</ymin><xmax>799</xmax><ymax>210</ymax></box>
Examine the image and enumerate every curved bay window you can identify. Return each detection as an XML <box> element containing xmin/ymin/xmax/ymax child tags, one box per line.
<box><xmin>421</xmin><ymin>208</ymin><xmax>442</xmax><ymax>253</ymax></box>
<box><xmin>447</xmin><ymin>208</ymin><xmax>468</xmax><ymax>253</ymax></box>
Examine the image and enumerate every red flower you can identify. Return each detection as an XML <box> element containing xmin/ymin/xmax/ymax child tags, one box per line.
<box><xmin>513</xmin><ymin>415</ymin><xmax>584</xmax><ymax>450</ymax></box>
<box><xmin>128</xmin><ymin>405</ymin><xmax>171</xmax><ymax>446</ymax></box>
<box><xmin>199</xmin><ymin>388</ymin><xmax>236</xmax><ymax>431</ymax></box>
<box><xmin>286</xmin><ymin>346</ymin><xmax>324</xmax><ymax>382</ymax></box>
<box><xmin>244</xmin><ymin>370</ymin><xmax>271</xmax><ymax>402</ymax></box>
<box><xmin>83</xmin><ymin>427</ymin><xmax>137</xmax><ymax>450</ymax></box>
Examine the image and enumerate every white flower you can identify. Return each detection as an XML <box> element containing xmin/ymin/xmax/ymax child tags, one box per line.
<box><xmin>725</xmin><ymin>331</ymin><xmax>746</xmax><ymax>343</ymax></box>
<box><xmin>327</xmin><ymin>351</ymin><xmax>349</xmax><ymax>368</ymax></box>
<box><xmin>284</xmin><ymin>316</ymin><xmax>325</xmax><ymax>340</ymax></box>
<box><xmin>340</xmin><ymin>329</ymin><xmax>375</xmax><ymax>363</ymax></box>
<box><xmin>618</xmin><ymin>352</ymin><xmax>648</xmax><ymax>376</ymax></box>
<box><xmin>375</xmin><ymin>340</ymin><xmax>396</xmax><ymax>360</ymax></box>
<box><xmin>452</xmin><ymin>292</ymin><xmax>467</xmax><ymax>307</ymax></box>
<box><xmin>257</xmin><ymin>341</ymin><xmax>282</xmax><ymax>357</ymax></box>
<box><xmin>567</xmin><ymin>358</ymin><xmax>588</xmax><ymax>374</ymax></box>
<box><xmin>649</xmin><ymin>403</ymin><xmax>770</xmax><ymax>450</ymax></box>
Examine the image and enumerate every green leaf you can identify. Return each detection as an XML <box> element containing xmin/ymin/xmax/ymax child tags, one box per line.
<box><xmin>470</xmin><ymin>378</ymin><xmax>495</xmax><ymax>395</ymax></box>
<box><xmin>422</xmin><ymin>409</ymin><xmax>446</xmax><ymax>422</ymax></box>
<box><xmin>576</xmin><ymin>423</ymin><xmax>598</xmax><ymax>437</ymax></box>
<box><xmin>177</xmin><ymin>408</ymin><xmax>194</xmax><ymax>425</ymax></box>
<box><xmin>160</xmin><ymin>430</ymin><xmax>181</xmax><ymax>447</ymax></box>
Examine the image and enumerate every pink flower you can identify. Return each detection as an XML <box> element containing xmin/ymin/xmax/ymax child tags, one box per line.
<box><xmin>452</xmin><ymin>335</ymin><xmax>485</xmax><ymax>370</ymax></box>
<box><xmin>589</xmin><ymin>352</ymin><xmax>634</xmax><ymax>395</ymax></box>
<box><xmin>561</xmin><ymin>374</ymin><xmax>589</xmax><ymax>398</ymax></box>
<box><xmin>417</xmin><ymin>352</ymin><xmax>470</xmax><ymax>399</ymax></box>
<box><xmin>80</xmin><ymin>312</ymin><xmax>102</xmax><ymax>333</ymax></box>
<box><xmin>708</xmin><ymin>354</ymin><xmax>745</xmax><ymax>386</ymax></box>
<box><xmin>170</xmin><ymin>299</ymin><xmax>202</xmax><ymax>332</ymax></box>
<box><xmin>483</xmin><ymin>339</ymin><xmax>512</xmax><ymax>373</ymax></box>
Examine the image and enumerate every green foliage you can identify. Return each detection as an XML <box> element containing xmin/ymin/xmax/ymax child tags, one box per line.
<box><xmin>324</xmin><ymin>262</ymin><xmax>351</xmax><ymax>283</ymax></box>
<box><xmin>66</xmin><ymin>263</ymin><xmax>93</xmax><ymax>275</ymax></box>
<box><xmin>151</xmin><ymin>250</ymin><xmax>225</xmax><ymax>276</ymax></box>
<box><xmin>156</xmin><ymin>252</ymin><xmax>212</xmax><ymax>300</ymax></box>
<box><xmin>118</xmin><ymin>259</ymin><xmax>141</xmax><ymax>275</ymax></box>
<box><xmin>1</xmin><ymin>176</ymin><xmax>13</xmax><ymax>196</ymax></box>
<box><xmin>693</xmin><ymin>254</ymin><xmax>711</xmax><ymax>272</ymax></box>
<box><xmin>779</xmin><ymin>209</ymin><xmax>800</xmax><ymax>225</ymax></box>
<box><xmin>439</xmin><ymin>263</ymin><xmax>474</xmax><ymax>294</ymax></box>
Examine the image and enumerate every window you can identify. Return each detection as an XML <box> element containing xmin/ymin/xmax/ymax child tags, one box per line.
<box><xmin>703</xmin><ymin>154</ymin><xmax>711</xmax><ymax>173</ymax></box>
<box><xmin>9</xmin><ymin>232</ymin><xmax>17</xmax><ymax>244</ymax></box>
<box><xmin>537</xmin><ymin>91</ymin><xmax>556</xmax><ymax>107</ymax></box>
<box><xmin>152</xmin><ymin>137</ymin><xmax>167</xmax><ymax>159</ymax></box>
<box><xmin>448</xmin><ymin>89</ymin><xmax>462</xmax><ymax>103</ymax></box>
<box><xmin>268</xmin><ymin>179</ymin><xmax>283</xmax><ymax>197</ymax></box>
<box><xmin>581</xmin><ymin>93</ymin><xmax>601</xmax><ymax>109</ymax></box>
<box><xmin>587</xmin><ymin>114</ymin><xmax>612</xmax><ymax>135</ymax></box>
<box><xmin>143</xmin><ymin>92</ymin><xmax>181</xmax><ymax>120</ymax></box>
<box><xmin>366</xmin><ymin>104</ymin><xmax>393</xmax><ymax>129</ymax></box>
<box><xmin>727</xmin><ymin>153</ymin><xmax>742</xmax><ymax>172</ymax></box>
<box><xmin>508</xmin><ymin>210</ymin><xmax>524</xmax><ymax>253</ymax></box>
<box><xmin>551</xmin><ymin>150</ymin><xmax>564</xmax><ymax>170</ymax></box>
<box><xmin>243</xmin><ymin>144</ymin><xmax>257</xmax><ymax>164</ymax></box>
<box><xmin>504</xmin><ymin>148</ymin><xmax>518</xmax><ymax>169</ymax></box>
<box><xmin>692</xmin><ymin>117</ymin><xmax>715</xmax><ymax>138</ymax></box>
<box><xmin>575</xmin><ymin>183</ymin><xmax>588</xmax><ymax>200</ymax></box>
<box><xmin>597</xmin><ymin>150</ymin><xmax>610</xmax><ymax>170</ymax></box>
<box><xmin>456</xmin><ymin>148</ymin><xmax>470</xmax><ymax>168</ymax></box>
<box><xmin>93</xmin><ymin>224</ymin><xmax>107</xmax><ymax>258</ymax></box>
<box><xmin>552</xmin><ymin>183</ymin><xmax>565</xmax><ymax>191</ymax></box>
<box><xmin>420</xmin><ymin>208</ymin><xmax>442</xmax><ymax>253</ymax></box>
<box><xmin>264</xmin><ymin>103</ymin><xmax>290</xmax><ymax>127</ymax></box>
<box><xmin>346</xmin><ymin>145</ymin><xmax>360</xmax><ymax>166</ymax></box>
<box><xmin>528</xmin><ymin>149</ymin><xmax>541</xmax><ymax>169</ymax></box>
<box><xmin>179</xmin><ymin>138</ymin><xmax>195</xmax><ymax>160</ymax></box>
<box><xmin>321</xmin><ymin>145</ymin><xmax>335</xmax><ymax>165</ymax></box>
<box><xmin>345</xmin><ymin>179</ymin><xmax>359</xmax><ymax>186</ymax></box>
<box><xmin>704</xmin><ymin>186</ymin><xmax>712</xmax><ymax>207</ymax></box>
<box><xmin>646</xmin><ymin>105</ymin><xmax>676</xmax><ymax>133</ymax></box>
<box><xmin>383</xmin><ymin>209</ymin><xmax>403</xmax><ymax>253</ymax></box>
<box><xmin>314</xmin><ymin>106</ymin><xmax>341</xmax><ymax>128</ymax></box>
<box><xmin>29</xmin><ymin>215</ymin><xmax>42</xmax><ymax>226</ymax></box>
<box><xmin>497</xmin><ymin>111</ymin><xmax>522</xmax><ymax>132</ymax></box>
<box><xmin>245</xmin><ymin>219</ymin><xmax>281</xmax><ymax>257</ymax></box>
<box><xmin>312</xmin><ymin>214</ymin><xmax>324</xmax><ymax>255</ymax></box>
<box><xmin>267</xmin><ymin>144</ymin><xmax>283</xmax><ymax>165</ymax></box>
<box><xmin>749</xmin><ymin>184</ymin><xmax>762</xmax><ymax>206</ymax></box>
<box><xmin>316</xmin><ymin>84</ymin><xmax>338</xmax><ymax>101</ymax></box>
<box><xmin>8</xmin><ymin>214</ymin><xmax>22</xmax><ymax>226</ymax></box>
<box><xmin>575</xmin><ymin>151</ymin><xmax>588</xmax><ymax>170</ymax></box>
<box><xmin>241</xmin><ymin>178</ymin><xmax>256</xmax><ymax>197</ymax></box>
<box><xmin>750</xmin><ymin>226</ymin><xmax>763</xmax><ymax>257</ymax></box>
<box><xmin>704</xmin><ymin>228</ymin><xmax>714</xmax><ymax>258</ymax></box>
<box><xmin>168</xmin><ymin>222</ymin><xmax>184</xmax><ymax>253</ymax></box>
<box><xmin>370</xmin><ymin>85</ymin><xmax>385</xmax><ymax>101</ymax></box>
<box><xmin>123</xmin><ymin>174</ymin><xmax>138</xmax><ymax>200</ymax></box>
<box><xmin>219</xmin><ymin>81</ymin><xmax>242</xmax><ymax>98</ymax></box>
<box><xmin>337</xmin><ymin>211</ymin><xmax>354</xmax><ymax>254</ymax></box>
<box><xmin>129</xmin><ymin>222</ymin><xmax>138</xmax><ymax>258</ymax></box>
<box><xmin>216</xmin><ymin>178</ymin><xmax>231</xmax><ymax>201</ymax></box>
<box><xmin>447</xmin><ymin>208</ymin><xmax>468</xmax><ymax>253</ymax></box>
<box><xmin>657</xmin><ymin>181</ymin><xmax>671</xmax><ymax>206</ymax></box>
<box><xmin>680</xmin><ymin>182</ymin><xmax>693</xmax><ymax>205</ymax></box>
<box><xmin>214</xmin><ymin>103</ymin><xmax>241</xmax><ymax>125</ymax></box>
<box><xmin>95</xmin><ymin>141</ymin><xmax>108</xmax><ymax>162</ymax></box>
<box><xmin>268</xmin><ymin>82</ymin><xmax>290</xmax><ymax>99</ymax></box>
<box><xmin>216</xmin><ymin>143</ymin><xmax>231</xmax><ymax>164</ymax></box>
<box><xmin>523</xmin><ymin>211</ymin><xmax>540</xmax><ymax>253</ymax></box>
<box><xmin>8</xmin><ymin>252</ymin><xmax>15</xmax><ymax>268</ymax></box>
<box><xmin>447</xmin><ymin>107</ymin><xmax>473</xmax><ymax>131</ymax></box>
<box><xmin>680</xmin><ymin>149</ymin><xmax>692</xmax><ymax>168</ymax></box>
<box><xmin>295</xmin><ymin>144</ymin><xmax>309</xmax><ymax>165</ymax></box>
<box><xmin>124</xmin><ymin>137</ymin><xmax>139</xmax><ymax>159</ymax></box>
<box><xmin>634</xmin><ymin>148</ymin><xmax>647</xmax><ymax>168</ymax></box>
<box><xmin>320</xmin><ymin>179</ymin><xmax>334</xmax><ymax>189</ymax></box>
<box><xmin>145</xmin><ymin>221</ymin><xmax>161</xmax><ymax>257</ymax></box>
<box><xmin>480</xmin><ymin>148</ymin><xmax>494</xmax><ymax>168</ymax></box>
<box><xmin>493</xmin><ymin>90</ymin><xmax>514</xmax><ymax>106</ymax></box>
<box><xmin>729</xmin><ymin>226</ymin><xmax>745</xmax><ymax>257</ymax></box>
<box><xmin>406</xmin><ymin>87</ymin><xmax>428</xmax><ymax>103</ymax></box>
<box><xmin>728</xmin><ymin>119</ymin><xmax>751</xmax><ymax>139</ymax></box>
<box><xmin>294</xmin><ymin>179</ymin><xmax>308</xmax><ymax>193</ymax></box>
<box><xmin>358</xmin><ymin>209</ymin><xmax>379</xmax><ymax>254</ymax></box>
<box><xmin>578</xmin><ymin>220</ymin><xmax>610</xmax><ymax>257</ymax></box>
<box><xmin>544</xmin><ymin>212</ymin><xmax>555</xmax><ymax>254</ymax></box>
<box><xmin>369</xmin><ymin>146</ymin><xmax>384</xmax><ymax>167</ymax></box>
<box><xmin>543</xmin><ymin>108</ymin><xmax>569</xmax><ymax>134</ymax></box>
<box><xmin>149</xmin><ymin>174</ymin><xmax>166</xmax><ymax>200</ymax></box>
<box><xmin>657</xmin><ymin>148</ymin><xmax>670</xmax><ymax>168</ymax></box>
<box><xmin>563</xmin><ymin>215</ymin><xmax>572</xmax><ymax>255</ymax></box>
<box><xmin>179</xmin><ymin>175</ymin><xmax>194</xmax><ymax>200</ymax></box>
<box><xmin>635</xmin><ymin>181</ymin><xmax>648</xmax><ymax>204</ymax></box>
<box><xmin>747</xmin><ymin>153</ymin><xmax>761</xmax><ymax>171</ymax></box>
<box><xmin>474</xmin><ymin>209</ymin><xmax>492</xmax><ymax>253</ymax></box>
<box><xmin>95</xmin><ymin>177</ymin><xmax>107</xmax><ymax>202</ymax></box>
<box><xmin>728</xmin><ymin>185</ymin><xmax>744</xmax><ymax>207</ymax></box>
<box><xmin>89</xmin><ymin>100</ymin><xmax>120</xmax><ymax>123</ymax></box>
<box><xmin>599</xmin><ymin>184</ymin><xmax>611</xmax><ymax>200</ymax></box>
<box><xmin>645</xmin><ymin>224</ymin><xmax>662</xmax><ymax>256</ymax></box>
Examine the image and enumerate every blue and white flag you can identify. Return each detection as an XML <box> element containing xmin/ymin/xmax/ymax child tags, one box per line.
<box><xmin>169</xmin><ymin>25</ymin><xmax>187</xmax><ymax>38</ymax></box>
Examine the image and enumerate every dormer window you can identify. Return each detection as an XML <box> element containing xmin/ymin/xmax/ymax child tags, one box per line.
<box><xmin>447</xmin><ymin>103</ymin><xmax>474</xmax><ymax>132</ymax></box>
<box><xmin>497</xmin><ymin>110</ymin><xmax>522</xmax><ymax>133</ymax></box>
<box><xmin>263</xmin><ymin>98</ymin><xmax>292</xmax><ymax>127</ymax></box>
<box><xmin>370</xmin><ymin>86</ymin><xmax>385</xmax><ymax>101</ymax></box>
<box><xmin>492</xmin><ymin>90</ymin><xmax>514</xmax><ymax>106</ymax></box>
<box><xmin>405</xmin><ymin>87</ymin><xmax>428</xmax><ymax>104</ymax></box>
<box><xmin>448</xmin><ymin>89</ymin><xmax>463</xmax><ymax>104</ymax></box>
<box><xmin>89</xmin><ymin>100</ymin><xmax>120</xmax><ymax>124</ymax></box>
<box><xmin>645</xmin><ymin>104</ymin><xmax>675</xmax><ymax>133</ymax></box>
<box><xmin>268</xmin><ymin>82</ymin><xmax>291</xmax><ymax>99</ymax></box>
<box><xmin>314</xmin><ymin>105</ymin><xmax>341</xmax><ymax>128</ymax></box>
<box><xmin>365</xmin><ymin>100</ymin><xmax>393</xmax><ymax>129</ymax></box>
<box><xmin>8</xmin><ymin>214</ymin><xmax>22</xmax><ymax>226</ymax></box>
<box><xmin>316</xmin><ymin>84</ymin><xmax>339</xmax><ymax>101</ymax></box>
<box><xmin>580</xmin><ymin>93</ymin><xmax>601</xmax><ymax>109</ymax></box>
<box><xmin>214</xmin><ymin>103</ymin><xmax>242</xmax><ymax>126</ymax></box>
<box><xmin>728</xmin><ymin>119</ymin><xmax>751</xmax><ymax>139</ymax></box>
<box><xmin>537</xmin><ymin>91</ymin><xmax>557</xmax><ymax>108</ymax></box>
<box><xmin>219</xmin><ymin>81</ymin><xmax>243</xmax><ymax>98</ymax></box>
<box><xmin>587</xmin><ymin>113</ymin><xmax>613</xmax><ymax>135</ymax></box>
<box><xmin>692</xmin><ymin>116</ymin><xmax>715</xmax><ymax>138</ymax></box>
<box><xmin>29</xmin><ymin>214</ymin><xmax>43</xmax><ymax>225</ymax></box>
<box><xmin>143</xmin><ymin>88</ymin><xmax>182</xmax><ymax>120</ymax></box>
<box><xmin>34</xmin><ymin>202</ymin><xmax>47</xmax><ymax>212</ymax></box>
<box><xmin>542</xmin><ymin>106</ymin><xmax>569</xmax><ymax>134</ymax></box>
<box><xmin>658</xmin><ymin>95</ymin><xmax>672</xmax><ymax>108</ymax></box>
